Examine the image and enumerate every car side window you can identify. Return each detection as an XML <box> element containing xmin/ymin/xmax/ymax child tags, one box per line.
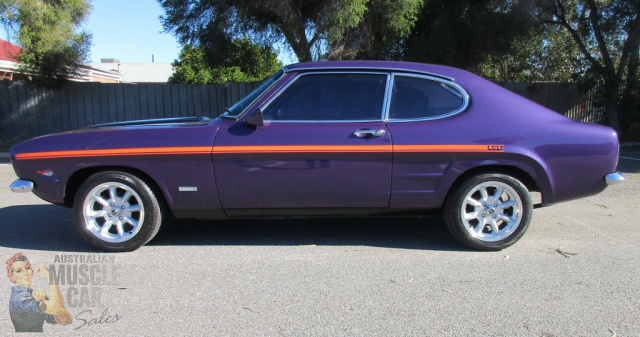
<box><xmin>389</xmin><ymin>75</ymin><xmax>466</xmax><ymax>120</ymax></box>
<box><xmin>262</xmin><ymin>73</ymin><xmax>387</xmax><ymax>121</ymax></box>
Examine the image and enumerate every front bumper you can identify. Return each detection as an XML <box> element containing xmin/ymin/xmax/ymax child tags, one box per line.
<box><xmin>605</xmin><ymin>172</ymin><xmax>626</xmax><ymax>185</ymax></box>
<box><xmin>10</xmin><ymin>179</ymin><xmax>34</xmax><ymax>193</ymax></box>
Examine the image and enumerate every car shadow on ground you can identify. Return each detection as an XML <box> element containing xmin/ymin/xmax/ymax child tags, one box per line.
<box><xmin>150</xmin><ymin>215</ymin><xmax>464</xmax><ymax>251</ymax></box>
<box><xmin>619</xmin><ymin>147</ymin><xmax>640</xmax><ymax>173</ymax></box>
<box><xmin>0</xmin><ymin>205</ymin><xmax>95</xmax><ymax>252</ymax></box>
<box><xmin>617</xmin><ymin>158</ymin><xmax>640</xmax><ymax>173</ymax></box>
<box><xmin>0</xmin><ymin>204</ymin><xmax>464</xmax><ymax>252</ymax></box>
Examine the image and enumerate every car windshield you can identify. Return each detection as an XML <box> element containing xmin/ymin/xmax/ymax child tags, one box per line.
<box><xmin>220</xmin><ymin>70</ymin><xmax>285</xmax><ymax>118</ymax></box>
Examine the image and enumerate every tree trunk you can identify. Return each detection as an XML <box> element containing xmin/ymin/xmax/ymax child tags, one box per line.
<box><xmin>283</xmin><ymin>32</ymin><xmax>313</xmax><ymax>62</ymax></box>
<box><xmin>604</xmin><ymin>79</ymin><xmax>621</xmax><ymax>134</ymax></box>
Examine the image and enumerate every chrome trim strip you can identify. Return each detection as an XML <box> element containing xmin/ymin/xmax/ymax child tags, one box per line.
<box><xmin>381</xmin><ymin>73</ymin><xmax>394</xmax><ymax>121</ymax></box>
<box><xmin>284</xmin><ymin>65</ymin><xmax>455</xmax><ymax>81</ymax></box>
<box><xmin>260</xmin><ymin>71</ymin><xmax>390</xmax><ymax>123</ymax></box>
<box><xmin>605</xmin><ymin>172</ymin><xmax>626</xmax><ymax>185</ymax></box>
<box><xmin>382</xmin><ymin>74</ymin><xmax>396</xmax><ymax>121</ymax></box>
<box><xmin>84</xmin><ymin>117</ymin><xmax>211</xmax><ymax>129</ymax></box>
<box><xmin>267</xmin><ymin>119</ymin><xmax>384</xmax><ymax>124</ymax></box>
<box><xmin>179</xmin><ymin>186</ymin><xmax>198</xmax><ymax>192</ymax></box>
<box><xmin>385</xmin><ymin>73</ymin><xmax>470</xmax><ymax>123</ymax></box>
<box><xmin>439</xmin><ymin>82</ymin><xmax>463</xmax><ymax>98</ymax></box>
<box><xmin>10</xmin><ymin>179</ymin><xmax>34</xmax><ymax>193</ymax></box>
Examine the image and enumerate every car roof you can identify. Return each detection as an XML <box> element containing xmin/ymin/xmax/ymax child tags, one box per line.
<box><xmin>283</xmin><ymin>61</ymin><xmax>474</xmax><ymax>82</ymax></box>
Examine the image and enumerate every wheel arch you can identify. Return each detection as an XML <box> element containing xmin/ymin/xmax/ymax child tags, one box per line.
<box><xmin>64</xmin><ymin>166</ymin><xmax>171</xmax><ymax>216</ymax></box>
<box><xmin>444</xmin><ymin>165</ymin><xmax>541</xmax><ymax>207</ymax></box>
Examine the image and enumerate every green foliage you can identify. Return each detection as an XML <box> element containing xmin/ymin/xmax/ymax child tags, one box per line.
<box><xmin>477</xmin><ymin>25</ymin><xmax>589</xmax><ymax>82</ymax></box>
<box><xmin>403</xmin><ymin>1</ymin><xmax>533</xmax><ymax>72</ymax></box>
<box><xmin>337</xmin><ymin>0</ymin><xmax>422</xmax><ymax>60</ymax></box>
<box><xmin>535</xmin><ymin>0</ymin><xmax>640</xmax><ymax>134</ymax></box>
<box><xmin>169</xmin><ymin>38</ymin><xmax>282</xmax><ymax>84</ymax></box>
<box><xmin>1</xmin><ymin>0</ymin><xmax>91</xmax><ymax>88</ymax></box>
<box><xmin>158</xmin><ymin>0</ymin><xmax>422</xmax><ymax>62</ymax></box>
<box><xmin>534</xmin><ymin>0</ymin><xmax>638</xmax><ymax>81</ymax></box>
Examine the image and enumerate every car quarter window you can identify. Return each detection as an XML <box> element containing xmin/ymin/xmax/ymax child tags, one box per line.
<box><xmin>388</xmin><ymin>75</ymin><xmax>466</xmax><ymax>120</ymax></box>
<box><xmin>262</xmin><ymin>73</ymin><xmax>388</xmax><ymax>121</ymax></box>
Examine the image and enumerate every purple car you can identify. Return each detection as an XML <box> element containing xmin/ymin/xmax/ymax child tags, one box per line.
<box><xmin>9</xmin><ymin>61</ymin><xmax>625</xmax><ymax>251</ymax></box>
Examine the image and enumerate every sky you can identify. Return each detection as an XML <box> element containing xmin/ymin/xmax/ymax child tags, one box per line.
<box><xmin>85</xmin><ymin>0</ymin><xmax>182</xmax><ymax>64</ymax></box>
<box><xmin>87</xmin><ymin>0</ymin><xmax>298</xmax><ymax>65</ymax></box>
<box><xmin>1</xmin><ymin>0</ymin><xmax>296</xmax><ymax>65</ymax></box>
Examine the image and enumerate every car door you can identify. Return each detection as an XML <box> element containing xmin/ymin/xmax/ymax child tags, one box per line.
<box><xmin>384</xmin><ymin>73</ymin><xmax>471</xmax><ymax>209</ymax></box>
<box><xmin>212</xmin><ymin>72</ymin><xmax>392</xmax><ymax>210</ymax></box>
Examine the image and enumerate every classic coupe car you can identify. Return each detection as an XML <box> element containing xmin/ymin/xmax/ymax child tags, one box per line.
<box><xmin>9</xmin><ymin>61</ymin><xmax>625</xmax><ymax>251</ymax></box>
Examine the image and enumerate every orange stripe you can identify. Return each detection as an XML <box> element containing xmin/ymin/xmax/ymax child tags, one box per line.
<box><xmin>211</xmin><ymin>145</ymin><xmax>392</xmax><ymax>154</ymax></box>
<box><xmin>393</xmin><ymin>145</ymin><xmax>502</xmax><ymax>153</ymax></box>
<box><xmin>15</xmin><ymin>144</ymin><xmax>504</xmax><ymax>160</ymax></box>
<box><xmin>15</xmin><ymin>147</ymin><xmax>212</xmax><ymax>160</ymax></box>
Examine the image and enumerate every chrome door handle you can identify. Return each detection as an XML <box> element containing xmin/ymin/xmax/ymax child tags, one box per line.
<box><xmin>354</xmin><ymin>129</ymin><xmax>385</xmax><ymax>137</ymax></box>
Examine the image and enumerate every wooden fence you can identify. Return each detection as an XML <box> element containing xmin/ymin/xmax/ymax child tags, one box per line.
<box><xmin>0</xmin><ymin>80</ymin><xmax>621</xmax><ymax>151</ymax></box>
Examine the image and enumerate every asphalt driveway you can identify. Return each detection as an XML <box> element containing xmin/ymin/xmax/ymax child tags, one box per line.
<box><xmin>0</xmin><ymin>153</ymin><xmax>638</xmax><ymax>336</ymax></box>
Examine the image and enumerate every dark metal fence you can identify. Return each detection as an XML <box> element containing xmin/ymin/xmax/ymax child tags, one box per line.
<box><xmin>0</xmin><ymin>81</ymin><xmax>261</xmax><ymax>151</ymax></box>
<box><xmin>500</xmin><ymin>82</ymin><xmax>608</xmax><ymax>124</ymax></box>
<box><xmin>0</xmin><ymin>80</ymin><xmax>627</xmax><ymax>151</ymax></box>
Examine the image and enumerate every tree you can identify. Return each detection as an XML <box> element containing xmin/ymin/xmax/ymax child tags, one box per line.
<box><xmin>1</xmin><ymin>0</ymin><xmax>91</xmax><ymax>87</ymax></box>
<box><xmin>477</xmin><ymin>24</ymin><xmax>589</xmax><ymax>82</ymax></box>
<box><xmin>327</xmin><ymin>0</ymin><xmax>422</xmax><ymax>60</ymax></box>
<box><xmin>0</xmin><ymin>0</ymin><xmax>91</xmax><ymax>88</ymax></box>
<box><xmin>169</xmin><ymin>38</ymin><xmax>282</xmax><ymax>84</ymax></box>
<box><xmin>402</xmin><ymin>0</ymin><xmax>534</xmax><ymax>76</ymax></box>
<box><xmin>158</xmin><ymin>0</ymin><xmax>422</xmax><ymax>63</ymax></box>
<box><xmin>535</xmin><ymin>0</ymin><xmax>640</xmax><ymax>134</ymax></box>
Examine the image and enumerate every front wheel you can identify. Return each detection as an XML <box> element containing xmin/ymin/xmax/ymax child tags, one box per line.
<box><xmin>444</xmin><ymin>174</ymin><xmax>533</xmax><ymax>251</ymax></box>
<box><xmin>73</xmin><ymin>171</ymin><xmax>163</xmax><ymax>251</ymax></box>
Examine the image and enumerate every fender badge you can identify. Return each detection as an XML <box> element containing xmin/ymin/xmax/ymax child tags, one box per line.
<box><xmin>179</xmin><ymin>186</ymin><xmax>198</xmax><ymax>192</ymax></box>
<box><xmin>37</xmin><ymin>169</ymin><xmax>54</xmax><ymax>177</ymax></box>
<box><xmin>488</xmin><ymin>145</ymin><xmax>504</xmax><ymax>151</ymax></box>
<box><xmin>37</xmin><ymin>169</ymin><xmax>59</xmax><ymax>182</ymax></box>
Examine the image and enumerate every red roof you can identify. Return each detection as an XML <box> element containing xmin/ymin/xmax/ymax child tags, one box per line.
<box><xmin>0</xmin><ymin>39</ymin><xmax>21</xmax><ymax>62</ymax></box>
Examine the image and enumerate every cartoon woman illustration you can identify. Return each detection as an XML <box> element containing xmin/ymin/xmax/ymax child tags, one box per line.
<box><xmin>6</xmin><ymin>252</ymin><xmax>72</xmax><ymax>332</ymax></box>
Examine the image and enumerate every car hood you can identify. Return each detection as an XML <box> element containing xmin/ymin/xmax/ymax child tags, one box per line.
<box><xmin>82</xmin><ymin>117</ymin><xmax>213</xmax><ymax>130</ymax></box>
<box><xmin>9</xmin><ymin>117</ymin><xmax>220</xmax><ymax>160</ymax></box>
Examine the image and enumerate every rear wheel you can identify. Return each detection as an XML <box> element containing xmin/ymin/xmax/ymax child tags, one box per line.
<box><xmin>444</xmin><ymin>173</ymin><xmax>532</xmax><ymax>251</ymax></box>
<box><xmin>73</xmin><ymin>171</ymin><xmax>163</xmax><ymax>251</ymax></box>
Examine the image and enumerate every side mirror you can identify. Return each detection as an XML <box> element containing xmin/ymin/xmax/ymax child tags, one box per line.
<box><xmin>245</xmin><ymin>110</ymin><xmax>264</xmax><ymax>127</ymax></box>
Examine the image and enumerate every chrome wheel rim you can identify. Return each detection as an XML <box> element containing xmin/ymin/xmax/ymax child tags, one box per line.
<box><xmin>83</xmin><ymin>182</ymin><xmax>145</xmax><ymax>243</ymax></box>
<box><xmin>460</xmin><ymin>181</ymin><xmax>523</xmax><ymax>242</ymax></box>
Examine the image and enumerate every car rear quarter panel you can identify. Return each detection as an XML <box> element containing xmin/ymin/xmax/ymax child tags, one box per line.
<box><xmin>387</xmin><ymin>71</ymin><xmax>618</xmax><ymax>208</ymax></box>
<box><xmin>459</xmin><ymin>77</ymin><xmax>619</xmax><ymax>205</ymax></box>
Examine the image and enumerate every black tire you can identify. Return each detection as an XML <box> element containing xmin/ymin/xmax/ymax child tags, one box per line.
<box><xmin>73</xmin><ymin>170</ymin><xmax>163</xmax><ymax>252</ymax></box>
<box><xmin>444</xmin><ymin>173</ymin><xmax>532</xmax><ymax>251</ymax></box>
